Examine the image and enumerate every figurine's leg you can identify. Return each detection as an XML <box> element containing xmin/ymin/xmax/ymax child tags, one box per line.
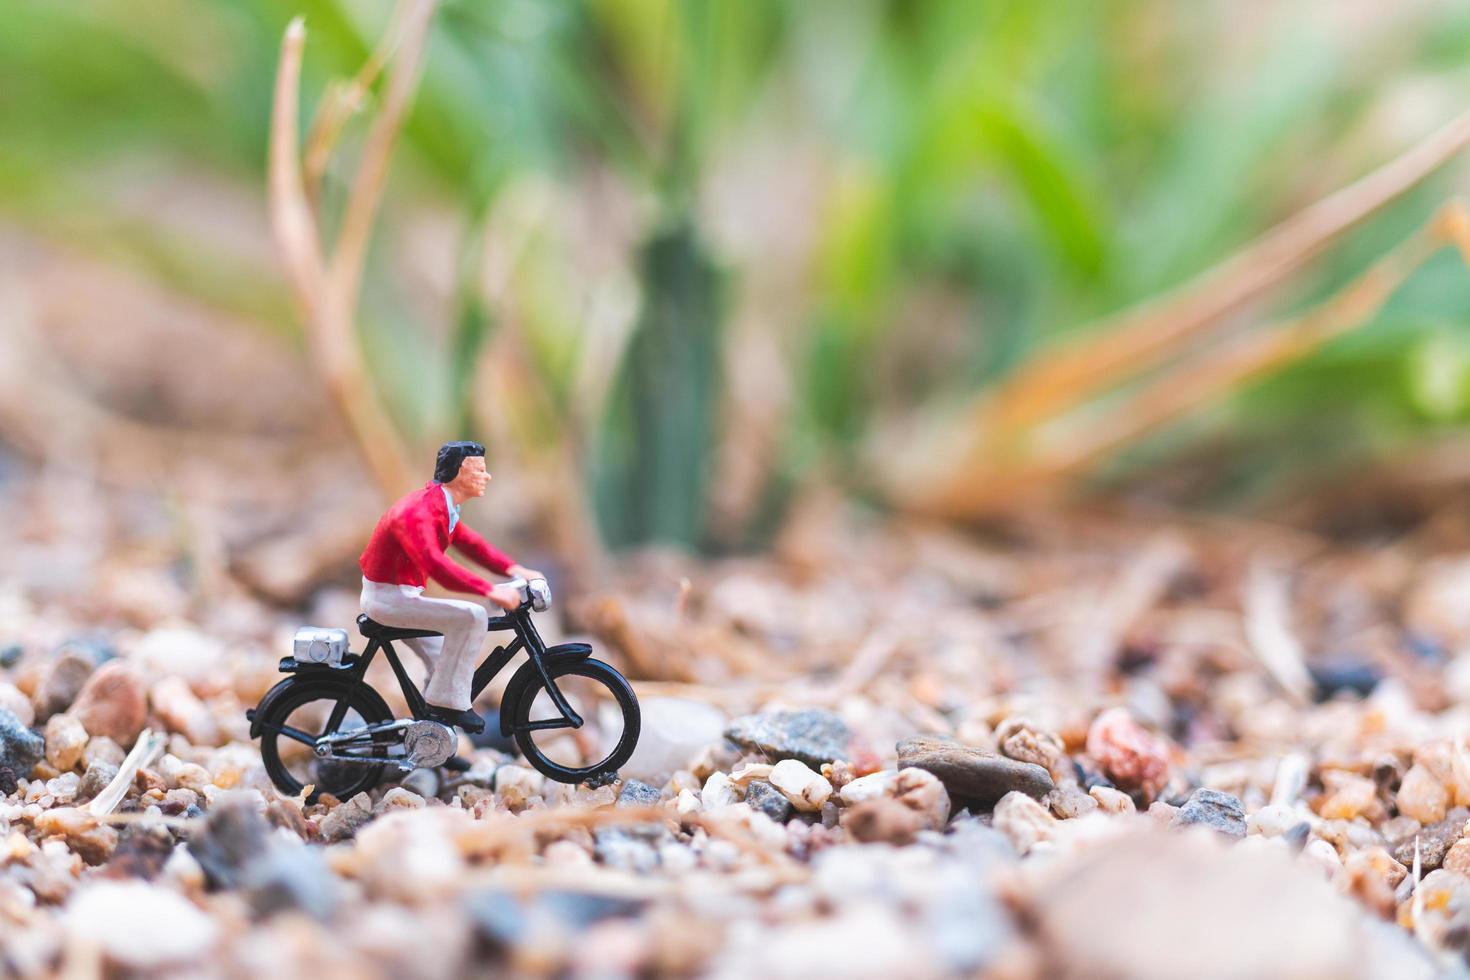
<box><xmin>418</xmin><ymin>600</ymin><xmax>487</xmax><ymax>710</ymax></box>
<box><xmin>400</xmin><ymin>635</ymin><xmax>444</xmax><ymax>686</ymax></box>
<box><xmin>361</xmin><ymin>580</ymin><xmax>486</xmax><ymax>710</ymax></box>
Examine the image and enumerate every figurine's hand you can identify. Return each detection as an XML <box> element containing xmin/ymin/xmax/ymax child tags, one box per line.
<box><xmin>488</xmin><ymin>585</ymin><xmax>522</xmax><ymax>611</ymax></box>
<box><xmin>509</xmin><ymin>564</ymin><xmax>545</xmax><ymax>583</ymax></box>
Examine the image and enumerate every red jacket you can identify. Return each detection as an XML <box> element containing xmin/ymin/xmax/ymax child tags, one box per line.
<box><xmin>359</xmin><ymin>483</ymin><xmax>515</xmax><ymax>596</ymax></box>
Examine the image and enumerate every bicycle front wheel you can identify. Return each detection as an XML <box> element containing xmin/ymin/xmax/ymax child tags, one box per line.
<box><xmin>512</xmin><ymin>659</ymin><xmax>640</xmax><ymax>784</ymax></box>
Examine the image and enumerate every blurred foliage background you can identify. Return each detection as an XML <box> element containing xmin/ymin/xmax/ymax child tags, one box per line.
<box><xmin>5</xmin><ymin>0</ymin><xmax>1470</xmax><ymax>565</ymax></box>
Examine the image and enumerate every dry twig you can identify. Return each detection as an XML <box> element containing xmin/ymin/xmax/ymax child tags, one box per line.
<box><xmin>888</xmin><ymin>110</ymin><xmax>1470</xmax><ymax>519</ymax></box>
<box><xmin>268</xmin><ymin>4</ymin><xmax>434</xmax><ymax>498</ymax></box>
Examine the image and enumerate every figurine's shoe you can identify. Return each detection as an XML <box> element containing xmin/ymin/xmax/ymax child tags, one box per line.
<box><xmin>442</xmin><ymin>754</ymin><xmax>471</xmax><ymax>773</ymax></box>
<box><xmin>425</xmin><ymin>705</ymin><xmax>485</xmax><ymax>734</ymax></box>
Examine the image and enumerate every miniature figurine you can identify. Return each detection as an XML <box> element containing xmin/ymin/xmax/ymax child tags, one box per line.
<box><xmin>248</xmin><ymin>441</ymin><xmax>640</xmax><ymax>801</ymax></box>
<box><xmin>357</xmin><ymin>441</ymin><xmax>541</xmax><ymax>732</ymax></box>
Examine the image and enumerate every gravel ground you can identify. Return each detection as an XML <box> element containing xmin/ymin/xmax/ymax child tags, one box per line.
<box><xmin>4</xmin><ymin>494</ymin><xmax>1470</xmax><ymax>978</ymax></box>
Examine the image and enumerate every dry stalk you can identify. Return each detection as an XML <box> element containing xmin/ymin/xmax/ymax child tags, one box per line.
<box><xmin>898</xmin><ymin>195</ymin><xmax>1470</xmax><ymax>518</ymax></box>
<box><xmin>987</xmin><ymin>109</ymin><xmax>1470</xmax><ymax>435</ymax></box>
<box><xmin>890</xmin><ymin>111</ymin><xmax>1470</xmax><ymax>519</ymax></box>
<box><xmin>269</xmin><ymin>5</ymin><xmax>432</xmax><ymax>499</ymax></box>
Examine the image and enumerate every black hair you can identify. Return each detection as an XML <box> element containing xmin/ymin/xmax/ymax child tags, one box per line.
<box><xmin>433</xmin><ymin>441</ymin><xmax>486</xmax><ymax>483</ymax></box>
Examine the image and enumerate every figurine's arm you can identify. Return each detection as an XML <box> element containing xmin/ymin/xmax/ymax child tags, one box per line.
<box><xmin>452</xmin><ymin>523</ymin><xmax>516</xmax><ymax>578</ymax></box>
<box><xmin>394</xmin><ymin>511</ymin><xmax>495</xmax><ymax>595</ymax></box>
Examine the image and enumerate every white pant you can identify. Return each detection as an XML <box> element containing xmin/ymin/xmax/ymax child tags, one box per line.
<box><xmin>360</xmin><ymin>578</ymin><xmax>487</xmax><ymax>710</ymax></box>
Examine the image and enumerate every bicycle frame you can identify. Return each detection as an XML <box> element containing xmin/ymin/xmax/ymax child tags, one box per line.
<box><xmin>321</xmin><ymin>605</ymin><xmax>584</xmax><ymax>737</ymax></box>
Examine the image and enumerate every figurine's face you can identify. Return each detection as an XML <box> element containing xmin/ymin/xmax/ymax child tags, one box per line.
<box><xmin>449</xmin><ymin>455</ymin><xmax>490</xmax><ymax>499</ymax></box>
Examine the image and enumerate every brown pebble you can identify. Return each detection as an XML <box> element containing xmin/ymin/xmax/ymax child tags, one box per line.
<box><xmin>71</xmin><ymin>661</ymin><xmax>148</xmax><ymax>747</ymax></box>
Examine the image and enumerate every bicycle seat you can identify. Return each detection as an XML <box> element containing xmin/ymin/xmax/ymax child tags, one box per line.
<box><xmin>356</xmin><ymin>614</ymin><xmax>443</xmax><ymax>641</ymax></box>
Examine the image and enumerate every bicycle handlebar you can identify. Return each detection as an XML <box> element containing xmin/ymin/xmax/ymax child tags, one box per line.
<box><xmin>499</xmin><ymin>576</ymin><xmax>552</xmax><ymax>613</ymax></box>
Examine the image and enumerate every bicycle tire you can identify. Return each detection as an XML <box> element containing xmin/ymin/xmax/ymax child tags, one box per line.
<box><xmin>512</xmin><ymin>659</ymin><xmax>640</xmax><ymax>784</ymax></box>
<box><xmin>257</xmin><ymin>678</ymin><xmax>394</xmax><ymax>801</ymax></box>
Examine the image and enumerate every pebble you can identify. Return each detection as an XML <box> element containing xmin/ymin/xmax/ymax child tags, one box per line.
<box><xmin>378</xmin><ymin>787</ymin><xmax>425</xmax><ymax>811</ymax></box>
<box><xmin>494</xmin><ymin>765</ymin><xmax>545</xmax><ymax>809</ymax></box>
<box><xmin>132</xmin><ymin>628</ymin><xmax>224</xmax><ymax>682</ymax></box>
<box><xmin>105</xmin><ymin>823</ymin><xmax>176</xmax><ymax>881</ymax></box>
<box><xmin>1391</xmin><ymin>809</ymin><xmax>1468</xmax><ymax>871</ymax></box>
<box><xmin>70</xmin><ymin>661</ymin><xmax>148</xmax><ymax>747</ymax></box>
<box><xmin>0</xmin><ymin>682</ymin><xmax>33</xmax><ymax>727</ymax></box>
<box><xmin>1085</xmin><ymin>707</ymin><xmax>1171</xmax><ymax>794</ymax></box>
<box><xmin>43</xmin><ymin>714</ymin><xmax>88</xmax><ymax>771</ymax></box>
<box><xmin>78</xmin><ymin>762</ymin><xmax>119</xmax><ymax>800</ymax></box>
<box><xmin>173</xmin><ymin>763</ymin><xmax>213</xmax><ymax>792</ymax></box>
<box><xmin>319</xmin><ymin>793</ymin><xmax>374</xmax><ymax>842</ymax></box>
<box><xmin>675</xmin><ymin>788</ymin><xmax>701</xmax><ymax>816</ymax></box>
<box><xmin>83</xmin><ymin>736</ymin><xmax>125</xmax><ymax>769</ymax></box>
<box><xmin>892</xmin><ymin>767</ymin><xmax>950</xmax><ymax>830</ymax></box>
<box><xmin>0</xmin><ymin>707</ymin><xmax>44</xmax><ymax>779</ymax></box>
<box><xmin>1032</xmin><ymin>831</ymin><xmax>1405</xmax><ymax>980</ymax></box>
<box><xmin>1170</xmin><ymin>788</ymin><xmax>1246</xmax><ymax>839</ymax></box>
<box><xmin>0</xmin><ymin>645</ymin><xmax>19</xmax><ymax>669</ymax></box>
<box><xmin>1308</xmin><ymin>659</ymin><xmax>1382</xmax><ymax>701</ymax></box>
<box><xmin>1397</xmin><ymin>764</ymin><xmax>1449</xmax><ymax>824</ymax></box>
<box><xmin>701</xmin><ymin>771</ymin><xmax>738</xmax><ymax>808</ymax></box>
<box><xmin>839</xmin><ymin>770</ymin><xmax>898</xmax><ymax>806</ymax></box>
<box><xmin>896</xmin><ymin>735</ymin><xmax>1053</xmax><ymax>809</ymax></box>
<box><xmin>992</xmin><ymin>791</ymin><xmax>1057</xmax><ymax>855</ymax></box>
<box><xmin>241</xmin><ymin>844</ymin><xmax>340</xmax><ymax>920</ymax></box>
<box><xmin>723</xmin><ymin>709</ymin><xmax>850</xmax><ymax>768</ymax></box>
<box><xmin>995</xmin><ymin>717</ymin><xmax>1067</xmax><ymax>780</ymax></box>
<box><xmin>149</xmin><ymin>676</ymin><xmax>219</xmax><ymax>747</ymax></box>
<box><xmin>1047</xmin><ymin>784</ymin><xmax>1099</xmax><ymax>820</ymax></box>
<box><xmin>1303</xmin><ymin>838</ymin><xmax>1342</xmax><ymax>877</ymax></box>
<box><xmin>1089</xmin><ymin>785</ymin><xmax>1136</xmax><ymax>815</ymax></box>
<box><xmin>767</xmin><ymin>759</ymin><xmax>832</xmax><ymax>812</ymax></box>
<box><xmin>64</xmin><ymin>881</ymin><xmax>219</xmax><ymax>968</ymax></box>
<box><xmin>188</xmin><ymin>793</ymin><xmax>271</xmax><ymax>889</ymax></box>
<box><xmin>34</xmin><ymin>806</ymin><xmax>116</xmax><ymax>864</ymax></box>
<box><xmin>32</xmin><ymin>648</ymin><xmax>95</xmax><ymax>722</ymax></box>
<box><xmin>594</xmin><ymin>826</ymin><xmax>663</xmax><ymax>872</ymax></box>
<box><xmin>401</xmin><ymin>768</ymin><xmax>440</xmax><ymax>799</ymax></box>
<box><xmin>744</xmin><ymin>780</ymin><xmax>793</xmax><ymax>823</ymax></box>
<box><xmin>1247</xmin><ymin>803</ymin><xmax>1303</xmax><ymax>838</ymax></box>
<box><xmin>162</xmin><ymin>788</ymin><xmax>200</xmax><ymax>815</ymax></box>
<box><xmin>1445</xmin><ymin>838</ymin><xmax>1470</xmax><ymax>875</ymax></box>
<box><xmin>617</xmin><ymin>779</ymin><xmax>663</xmax><ymax>808</ymax></box>
<box><xmin>621</xmin><ymin>698</ymin><xmax>726</xmax><ymax>782</ymax></box>
<box><xmin>1318</xmin><ymin>770</ymin><xmax>1379</xmax><ymax>820</ymax></box>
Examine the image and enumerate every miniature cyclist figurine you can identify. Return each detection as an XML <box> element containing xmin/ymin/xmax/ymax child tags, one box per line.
<box><xmin>358</xmin><ymin>441</ymin><xmax>543</xmax><ymax>733</ymax></box>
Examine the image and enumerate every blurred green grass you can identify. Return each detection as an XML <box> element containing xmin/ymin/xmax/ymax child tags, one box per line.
<box><xmin>4</xmin><ymin>0</ymin><xmax>1470</xmax><ymax>547</ymax></box>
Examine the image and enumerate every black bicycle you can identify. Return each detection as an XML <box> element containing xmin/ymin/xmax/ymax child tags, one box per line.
<box><xmin>247</xmin><ymin>578</ymin><xmax>640</xmax><ymax>801</ymax></box>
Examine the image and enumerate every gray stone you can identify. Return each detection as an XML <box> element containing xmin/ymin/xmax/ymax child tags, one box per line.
<box><xmin>241</xmin><ymin>845</ymin><xmax>340</xmax><ymax>920</ymax></box>
<box><xmin>78</xmin><ymin>762</ymin><xmax>120</xmax><ymax>801</ymax></box>
<box><xmin>724</xmin><ymin>709</ymin><xmax>850</xmax><ymax>768</ymax></box>
<box><xmin>1170</xmin><ymin>788</ymin><xmax>1246</xmax><ymax>839</ymax></box>
<box><xmin>0</xmin><ymin>645</ymin><xmax>21</xmax><ymax>669</ymax></box>
<box><xmin>1392</xmin><ymin>807</ymin><xmax>1469</xmax><ymax>870</ymax></box>
<box><xmin>318</xmin><ymin>792</ymin><xmax>374</xmax><ymax>841</ymax></box>
<box><xmin>187</xmin><ymin>793</ymin><xmax>272</xmax><ymax>889</ymax></box>
<box><xmin>0</xmin><ymin>707</ymin><xmax>43</xmax><ymax>779</ymax></box>
<box><xmin>897</xmin><ymin>735</ymin><xmax>1053</xmax><ymax>809</ymax></box>
<box><xmin>106</xmin><ymin>824</ymin><xmax>176</xmax><ymax>881</ymax></box>
<box><xmin>616</xmin><ymin>779</ymin><xmax>662</xmax><ymax>808</ymax></box>
<box><xmin>593</xmin><ymin>827</ymin><xmax>661</xmax><ymax>872</ymax></box>
<box><xmin>745</xmin><ymin>780</ymin><xmax>793</xmax><ymax>823</ymax></box>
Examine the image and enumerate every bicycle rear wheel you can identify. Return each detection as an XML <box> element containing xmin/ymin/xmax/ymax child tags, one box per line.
<box><xmin>512</xmin><ymin>659</ymin><xmax>640</xmax><ymax>784</ymax></box>
<box><xmin>258</xmin><ymin>679</ymin><xmax>393</xmax><ymax>801</ymax></box>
